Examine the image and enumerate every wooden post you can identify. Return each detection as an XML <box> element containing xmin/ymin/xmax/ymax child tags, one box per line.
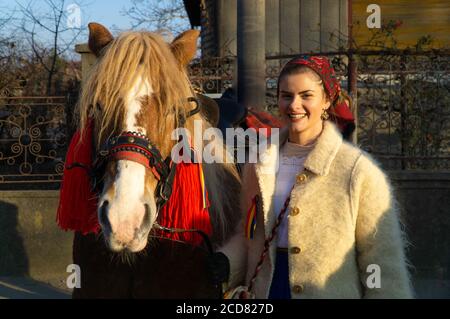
<box><xmin>74</xmin><ymin>43</ymin><xmax>96</xmax><ymax>87</ymax></box>
<box><xmin>280</xmin><ymin>0</ymin><xmax>300</xmax><ymax>55</ymax></box>
<box><xmin>237</xmin><ymin>0</ymin><xmax>266</xmax><ymax>110</ymax></box>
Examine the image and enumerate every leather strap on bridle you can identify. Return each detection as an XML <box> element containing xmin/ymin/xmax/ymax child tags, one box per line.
<box><xmin>93</xmin><ymin>96</ymin><xmax>201</xmax><ymax>209</ymax></box>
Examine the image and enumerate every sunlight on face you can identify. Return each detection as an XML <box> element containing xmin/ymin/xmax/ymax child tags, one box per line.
<box><xmin>278</xmin><ymin>71</ymin><xmax>331</xmax><ymax>144</ymax></box>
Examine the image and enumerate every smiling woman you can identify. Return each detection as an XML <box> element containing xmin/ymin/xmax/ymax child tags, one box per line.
<box><xmin>277</xmin><ymin>66</ymin><xmax>331</xmax><ymax>146</ymax></box>
<box><xmin>220</xmin><ymin>56</ymin><xmax>413</xmax><ymax>299</ymax></box>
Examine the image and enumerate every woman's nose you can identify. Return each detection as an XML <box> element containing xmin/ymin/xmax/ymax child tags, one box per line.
<box><xmin>288</xmin><ymin>96</ymin><xmax>302</xmax><ymax>109</ymax></box>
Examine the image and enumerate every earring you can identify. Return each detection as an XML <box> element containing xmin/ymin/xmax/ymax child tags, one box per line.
<box><xmin>321</xmin><ymin>109</ymin><xmax>329</xmax><ymax>120</ymax></box>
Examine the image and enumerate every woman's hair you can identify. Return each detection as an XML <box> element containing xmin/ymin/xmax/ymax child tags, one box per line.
<box><xmin>276</xmin><ymin>63</ymin><xmax>353</xmax><ymax>114</ymax></box>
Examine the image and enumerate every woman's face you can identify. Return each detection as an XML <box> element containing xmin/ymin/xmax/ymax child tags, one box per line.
<box><xmin>278</xmin><ymin>71</ymin><xmax>330</xmax><ymax>143</ymax></box>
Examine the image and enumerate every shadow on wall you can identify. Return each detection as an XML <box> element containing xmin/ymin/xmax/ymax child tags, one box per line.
<box><xmin>396</xmin><ymin>180</ymin><xmax>450</xmax><ymax>299</ymax></box>
<box><xmin>0</xmin><ymin>201</ymin><xmax>28</xmax><ymax>276</ymax></box>
<box><xmin>0</xmin><ymin>200</ymin><xmax>70</xmax><ymax>299</ymax></box>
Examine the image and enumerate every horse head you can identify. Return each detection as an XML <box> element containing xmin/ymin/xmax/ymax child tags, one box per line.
<box><xmin>79</xmin><ymin>23</ymin><xmax>200</xmax><ymax>252</ymax></box>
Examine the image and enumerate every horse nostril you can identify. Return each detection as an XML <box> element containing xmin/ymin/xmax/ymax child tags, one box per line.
<box><xmin>99</xmin><ymin>200</ymin><xmax>112</xmax><ymax>233</ymax></box>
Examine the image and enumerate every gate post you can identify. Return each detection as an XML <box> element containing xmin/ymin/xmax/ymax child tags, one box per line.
<box><xmin>74</xmin><ymin>43</ymin><xmax>96</xmax><ymax>86</ymax></box>
<box><xmin>237</xmin><ymin>0</ymin><xmax>266</xmax><ymax>110</ymax></box>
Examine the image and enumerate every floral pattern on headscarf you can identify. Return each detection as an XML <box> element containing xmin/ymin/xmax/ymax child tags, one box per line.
<box><xmin>285</xmin><ymin>55</ymin><xmax>341</xmax><ymax>103</ymax></box>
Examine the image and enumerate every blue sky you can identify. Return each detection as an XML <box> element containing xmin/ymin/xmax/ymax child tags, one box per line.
<box><xmin>0</xmin><ymin>0</ymin><xmax>131</xmax><ymax>29</ymax></box>
<box><xmin>0</xmin><ymin>0</ymin><xmax>135</xmax><ymax>30</ymax></box>
<box><xmin>81</xmin><ymin>0</ymin><xmax>134</xmax><ymax>32</ymax></box>
<box><xmin>0</xmin><ymin>0</ymin><xmax>161</xmax><ymax>58</ymax></box>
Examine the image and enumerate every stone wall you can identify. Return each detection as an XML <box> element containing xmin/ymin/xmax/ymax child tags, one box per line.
<box><xmin>390</xmin><ymin>171</ymin><xmax>450</xmax><ymax>298</ymax></box>
<box><xmin>0</xmin><ymin>191</ymin><xmax>73</xmax><ymax>291</ymax></box>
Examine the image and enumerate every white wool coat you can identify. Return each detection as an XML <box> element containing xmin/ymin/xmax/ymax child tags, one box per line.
<box><xmin>220</xmin><ymin>121</ymin><xmax>413</xmax><ymax>299</ymax></box>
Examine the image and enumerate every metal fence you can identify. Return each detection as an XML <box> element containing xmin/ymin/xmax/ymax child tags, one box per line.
<box><xmin>0</xmin><ymin>96</ymin><xmax>67</xmax><ymax>188</ymax></box>
<box><xmin>0</xmin><ymin>51</ymin><xmax>448</xmax><ymax>189</ymax></box>
<box><xmin>355</xmin><ymin>52</ymin><xmax>450</xmax><ymax>170</ymax></box>
<box><xmin>189</xmin><ymin>56</ymin><xmax>235</xmax><ymax>95</ymax></box>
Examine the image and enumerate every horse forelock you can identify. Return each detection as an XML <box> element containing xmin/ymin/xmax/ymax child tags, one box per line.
<box><xmin>77</xmin><ymin>30</ymin><xmax>193</xmax><ymax>149</ymax></box>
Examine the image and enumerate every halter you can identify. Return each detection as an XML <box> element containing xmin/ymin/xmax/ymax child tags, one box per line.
<box><xmin>92</xmin><ymin>96</ymin><xmax>201</xmax><ymax>209</ymax></box>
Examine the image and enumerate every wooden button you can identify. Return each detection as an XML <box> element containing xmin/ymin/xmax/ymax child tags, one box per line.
<box><xmin>296</xmin><ymin>173</ymin><xmax>307</xmax><ymax>183</ymax></box>
<box><xmin>290</xmin><ymin>247</ymin><xmax>301</xmax><ymax>254</ymax></box>
<box><xmin>291</xmin><ymin>207</ymin><xmax>300</xmax><ymax>216</ymax></box>
<box><xmin>292</xmin><ymin>285</ymin><xmax>304</xmax><ymax>294</ymax></box>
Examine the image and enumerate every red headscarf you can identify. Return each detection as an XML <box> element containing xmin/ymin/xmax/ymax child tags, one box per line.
<box><xmin>282</xmin><ymin>56</ymin><xmax>355</xmax><ymax>137</ymax></box>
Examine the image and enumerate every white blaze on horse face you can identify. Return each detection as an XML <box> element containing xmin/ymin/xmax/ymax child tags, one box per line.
<box><xmin>106</xmin><ymin>75</ymin><xmax>154</xmax><ymax>247</ymax></box>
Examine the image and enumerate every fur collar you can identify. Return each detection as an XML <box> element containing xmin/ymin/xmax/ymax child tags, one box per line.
<box><xmin>254</xmin><ymin>121</ymin><xmax>343</xmax><ymax>238</ymax></box>
<box><xmin>303</xmin><ymin>121</ymin><xmax>343</xmax><ymax>176</ymax></box>
<box><xmin>258</xmin><ymin>121</ymin><xmax>343</xmax><ymax>176</ymax></box>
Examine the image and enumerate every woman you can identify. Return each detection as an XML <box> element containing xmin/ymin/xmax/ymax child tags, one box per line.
<box><xmin>217</xmin><ymin>56</ymin><xmax>413</xmax><ymax>299</ymax></box>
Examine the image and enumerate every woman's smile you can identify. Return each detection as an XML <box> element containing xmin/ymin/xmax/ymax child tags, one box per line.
<box><xmin>288</xmin><ymin>113</ymin><xmax>308</xmax><ymax>121</ymax></box>
<box><xmin>287</xmin><ymin>112</ymin><xmax>308</xmax><ymax>121</ymax></box>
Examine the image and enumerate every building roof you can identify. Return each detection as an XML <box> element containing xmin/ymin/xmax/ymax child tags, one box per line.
<box><xmin>183</xmin><ymin>0</ymin><xmax>202</xmax><ymax>27</ymax></box>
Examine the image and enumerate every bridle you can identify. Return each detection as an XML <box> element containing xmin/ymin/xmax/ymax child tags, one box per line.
<box><xmin>68</xmin><ymin>96</ymin><xmax>215</xmax><ymax>252</ymax></box>
<box><xmin>92</xmin><ymin>96</ymin><xmax>201</xmax><ymax>210</ymax></box>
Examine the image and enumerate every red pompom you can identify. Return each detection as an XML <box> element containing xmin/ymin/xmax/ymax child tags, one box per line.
<box><xmin>156</xmin><ymin>161</ymin><xmax>212</xmax><ymax>246</ymax></box>
<box><xmin>56</xmin><ymin>120</ymin><xmax>100</xmax><ymax>234</ymax></box>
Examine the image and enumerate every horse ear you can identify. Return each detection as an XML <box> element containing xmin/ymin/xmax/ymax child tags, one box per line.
<box><xmin>170</xmin><ymin>29</ymin><xmax>200</xmax><ymax>67</ymax></box>
<box><xmin>88</xmin><ymin>22</ymin><xmax>113</xmax><ymax>57</ymax></box>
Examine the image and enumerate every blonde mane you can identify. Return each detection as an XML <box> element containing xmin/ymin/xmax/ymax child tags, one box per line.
<box><xmin>77</xmin><ymin>30</ymin><xmax>194</xmax><ymax>149</ymax></box>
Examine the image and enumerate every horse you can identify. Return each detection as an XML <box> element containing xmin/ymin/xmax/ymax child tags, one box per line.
<box><xmin>63</xmin><ymin>23</ymin><xmax>242</xmax><ymax>298</ymax></box>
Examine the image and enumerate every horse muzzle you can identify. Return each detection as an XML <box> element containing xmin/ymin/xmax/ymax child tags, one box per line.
<box><xmin>99</xmin><ymin>201</ymin><xmax>153</xmax><ymax>252</ymax></box>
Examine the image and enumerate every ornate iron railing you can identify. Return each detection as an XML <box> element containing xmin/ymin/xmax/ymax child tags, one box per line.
<box><xmin>188</xmin><ymin>56</ymin><xmax>235</xmax><ymax>95</ymax></box>
<box><xmin>0</xmin><ymin>51</ymin><xmax>447</xmax><ymax>187</ymax></box>
<box><xmin>355</xmin><ymin>52</ymin><xmax>450</xmax><ymax>170</ymax></box>
<box><xmin>0</xmin><ymin>96</ymin><xmax>67</xmax><ymax>187</ymax></box>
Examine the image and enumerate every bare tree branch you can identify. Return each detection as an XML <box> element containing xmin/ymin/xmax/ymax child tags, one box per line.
<box><xmin>122</xmin><ymin>0</ymin><xmax>190</xmax><ymax>36</ymax></box>
<box><xmin>15</xmin><ymin>0</ymin><xmax>87</xmax><ymax>94</ymax></box>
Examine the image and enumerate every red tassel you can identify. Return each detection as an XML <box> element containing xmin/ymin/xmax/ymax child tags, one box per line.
<box><xmin>56</xmin><ymin>120</ymin><xmax>100</xmax><ymax>234</ymax></box>
<box><xmin>157</xmin><ymin>161</ymin><xmax>212</xmax><ymax>246</ymax></box>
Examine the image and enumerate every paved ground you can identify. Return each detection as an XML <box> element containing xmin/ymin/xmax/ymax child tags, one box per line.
<box><xmin>0</xmin><ymin>277</ymin><xmax>71</xmax><ymax>299</ymax></box>
<box><xmin>1</xmin><ymin>277</ymin><xmax>448</xmax><ymax>299</ymax></box>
